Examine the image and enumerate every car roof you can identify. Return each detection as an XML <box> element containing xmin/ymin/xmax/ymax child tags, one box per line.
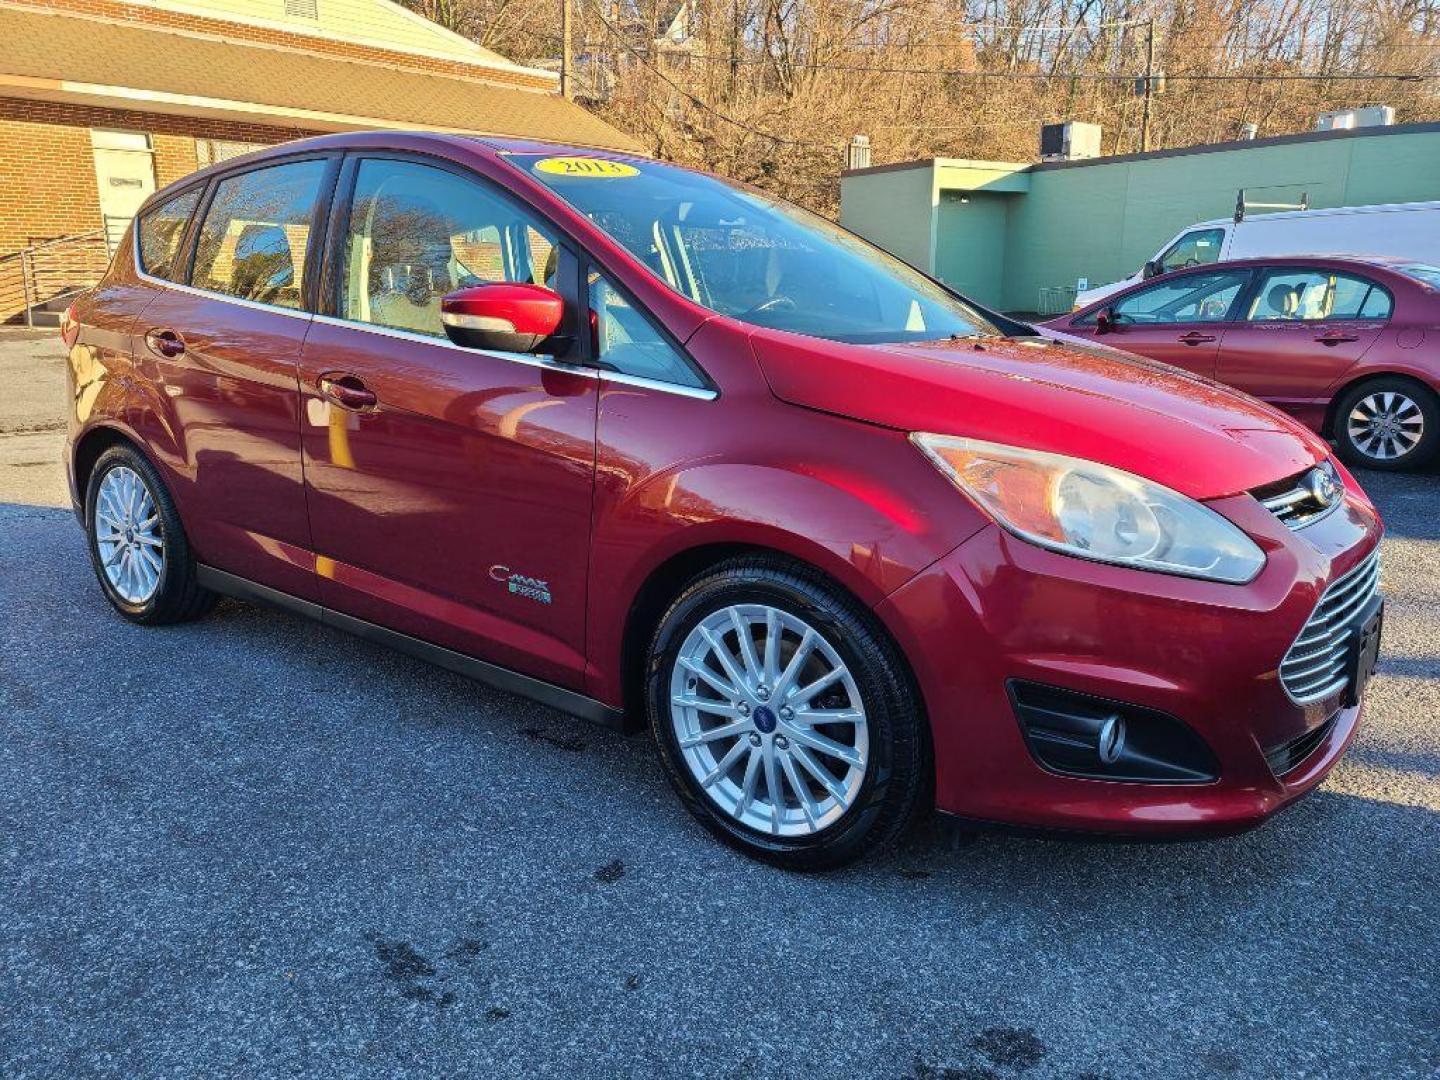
<box><xmin>1169</xmin><ymin>254</ymin><xmax>1424</xmax><ymax>273</ymax></box>
<box><xmin>137</xmin><ymin>130</ymin><xmax>665</xmax><ymax>215</ymax></box>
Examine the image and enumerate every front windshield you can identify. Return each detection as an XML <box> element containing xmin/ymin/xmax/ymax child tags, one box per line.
<box><xmin>513</xmin><ymin>153</ymin><xmax>998</xmax><ymax>345</ymax></box>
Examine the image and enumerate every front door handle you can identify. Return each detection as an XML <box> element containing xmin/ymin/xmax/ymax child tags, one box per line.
<box><xmin>1178</xmin><ymin>331</ymin><xmax>1216</xmax><ymax>345</ymax></box>
<box><xmin>1316</xmin><ymin>331</ymin><xmax>1359</xmax><ymax>346</ymax></box>
<box><xmin>317</xmin><ymin>372</ymin><xmax>378</xmax><ymax>411</ymax></box>
<box><xmin>144</xmin><ymin>327</ymin><xmax>186</xmax><ymax>358</ymax></box>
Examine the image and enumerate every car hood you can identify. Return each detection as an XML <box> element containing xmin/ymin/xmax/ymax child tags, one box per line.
<box><xmin>750</xmin><ymin>331</ymin><xmax>1328</xmax><ymax>501</ymax></box>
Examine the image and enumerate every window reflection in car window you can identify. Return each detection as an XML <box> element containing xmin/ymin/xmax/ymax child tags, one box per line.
<box><xmin>138</xmin><ymin>187</ymin><xmax>201</xmax><ymax>282</ymax></box>
<box><xmin>192</xmin><ymin>160</ymin><xmax>326</xmax><ymax>309</ymax></box>
<box><xmin>341</xmin><ymin>159</ymin><xmax>557</xmax><ymax>338</ymax></box>
<box><xmin>589</xmin><ymin>272</ymin><xmax>704</xmax><ymax>389</ymax></box>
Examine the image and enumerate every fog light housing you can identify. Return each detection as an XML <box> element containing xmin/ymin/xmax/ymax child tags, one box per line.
<box><xmin>1007</xmin><ymin>680</ymin><xmax>1219</xmax><ymax>784</ymax></box>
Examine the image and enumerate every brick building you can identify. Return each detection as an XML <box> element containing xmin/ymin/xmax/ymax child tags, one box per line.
<box><xmin>0</xmin><ymin>0</ymin><xmax>640</xmax><ymax>322</ymax></box>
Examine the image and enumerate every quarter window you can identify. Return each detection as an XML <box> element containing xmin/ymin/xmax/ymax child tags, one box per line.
<box><xmin>1245</xmin><ymin>269</ymin><xmax>1393</xmax><ymax>322</ymax></box>
<box><xmin>191</xmin><ymin>159</ymin><xmax>326</xmax><ymax>309</ymax></box>
<box><xmin>339</xmin><ymin>159</ymin><xmax>558</xmax><ymax>338</ymax></box>
<box><xmin>1158</xmin><ymin>228</ymin><xmax>1225</xmax><ymax>273</ymax></box>
<box><xmin>590</xmin><ymin>273</ymin><xmax>704</xmax><ymax>389</ymax></box>
<box><xmin>136</xmin><ymin>188</ymin><xmax>201</xmax><ymax>282</ymax></box>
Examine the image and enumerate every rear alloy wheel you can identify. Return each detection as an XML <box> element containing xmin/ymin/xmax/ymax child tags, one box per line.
<box><xmin>1334</xmin><ymin>379</ymin><xmax>1439</xmax><ymax>472</ymax></box>
<box><xmin>85</xmin><ymin>444</ymin><xmax>216</xmax><ymax>624</ymax></box>
<box><xmin>647</xmin><ymin>557</ymin><xmax>928</xmax><ymax>869</ymax></box>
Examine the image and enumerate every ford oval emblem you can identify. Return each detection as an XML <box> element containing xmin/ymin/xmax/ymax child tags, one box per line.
<box><xmin>1307</xmin><ymin>467</ymin><xmax>1342</xmax><ymax>508</ymax></box>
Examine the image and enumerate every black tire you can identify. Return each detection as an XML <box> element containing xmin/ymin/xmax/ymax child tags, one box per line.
<box><xmin>84</xmin><ymin>444</ymin><xmax>217</xmax><ymax>624</ymax></box>
<box><xmin>1333</xmin><ymin>377</ymin><xmax>1440</xmax><ymax>472</ymax></box>
<box><xmin>645</xmin><ymin>556</ymin><xmax>929</xmax><ymax>870</ymax></box>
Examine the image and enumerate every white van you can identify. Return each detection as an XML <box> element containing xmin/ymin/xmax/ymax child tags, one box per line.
<box><xmin>1073</xmin><ymin>199</ymin><xmax>1440</xmax><ymax>310</ymax></box>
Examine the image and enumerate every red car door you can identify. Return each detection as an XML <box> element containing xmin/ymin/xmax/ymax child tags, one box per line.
<box><xmin>1063</xmin><ymin>267</ymin><xmax>1253</xmax><ymax>379</ymax></box>
<box><xmin>298</xmin><ymin>155</ymin><xmax>597</xmax><ymax>690</ymax></box>
<box><xmin>1217</xmin><ymin>266</ymin><xmax>1390</xmax><ymax>419</ymax></box>
<box><xmin>134</xmin><ymin>155</ymin><xmax>334</xmax><ymax>601</ymax></box>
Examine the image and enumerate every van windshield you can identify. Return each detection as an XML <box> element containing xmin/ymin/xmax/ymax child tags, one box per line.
<box><xmin>513</xmin><ymin>154</ymin><xmax>999</xmax><ymax>345</ymax></box>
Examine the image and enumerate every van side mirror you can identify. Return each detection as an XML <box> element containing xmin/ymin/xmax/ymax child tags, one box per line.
<box><xmin>1142</xmin><ymin>259</ymin><xmax>1163</xmax><ymax>280</ymax></box>
<box><xmin>1095</xmin><ymin>307</ymin><xmax>1118</xmax><ymax>335</ymax></box>
<box><xmin>440</xmin><ymin>283</ymin><xmax>565</xmax><ymax>354</ymax></box>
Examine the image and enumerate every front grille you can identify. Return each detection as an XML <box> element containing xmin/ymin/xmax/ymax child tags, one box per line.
<box><xmin>1265</xmin><ymin>713</ymin><xmax>1339</xmax><ymax>776</ymax></box>
<box><xmin>1279</xmin><ymin>550</ymin><xmax>1381</xmax><ymax>705</ymax></box>
<box><xmin>1256</xmin><ymin>462</ymin><xmax>1344</xmax><ymax>530</ymax></box>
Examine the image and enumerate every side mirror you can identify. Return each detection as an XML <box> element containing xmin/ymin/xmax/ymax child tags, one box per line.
<box><xmin>440</xmin><ymin>283</ymin><xmax>565</xmax><ymax>354</ymax></box>
<box><xmin>1095</xmin><ymin>307</ymin><xmax>1118</xmax><ymax>335</ymax></box>
<box><xmin>1142</xmin><ymin>259</ymin><xmax>1163</xmax><ymax>280</ymax></box>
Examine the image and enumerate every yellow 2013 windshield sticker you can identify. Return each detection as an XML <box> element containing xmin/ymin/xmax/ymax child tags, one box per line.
<box><xmin>534</xmin><ymin>157</ymin><xmax>640</xmax><ymax>178</ymax></box>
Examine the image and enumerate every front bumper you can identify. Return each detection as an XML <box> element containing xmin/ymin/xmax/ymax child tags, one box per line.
<box><xmin>878</xmin><ymin>488</ymin><xmax>1382</xmax><ymax>837</ymax></box>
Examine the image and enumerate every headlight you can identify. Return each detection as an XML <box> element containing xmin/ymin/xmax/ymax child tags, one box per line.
<box><xmin>912</xmin><ymin>434</ymin><xmax>1265</xmax><ymax>584</ymax></box>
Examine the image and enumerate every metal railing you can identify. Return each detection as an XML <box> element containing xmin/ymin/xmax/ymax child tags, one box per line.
<box><xmin>0</xmin><ymin>222</ymin><xmax>121</xmax><ymax>326</ymax></box>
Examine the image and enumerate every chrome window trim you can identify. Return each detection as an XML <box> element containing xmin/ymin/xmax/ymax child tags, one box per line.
<box><xmin>599</xmin><ymin>369</ymin><xmax>718</xmax><ymax>401</ymax></box>
<box><xmin>309</xmin><ymin>313</ymin><xmax>594</xmax><ymax>378</ymax></box>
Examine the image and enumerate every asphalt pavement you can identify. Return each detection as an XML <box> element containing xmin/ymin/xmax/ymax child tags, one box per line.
<box><xmin>1</xmin><ymin>330</ymin><xmax>1437</xmax><ymax>1078</ymax></box>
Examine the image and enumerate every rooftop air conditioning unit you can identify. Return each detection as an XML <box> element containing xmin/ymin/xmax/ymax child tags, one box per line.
<box><xmin>1040</xmin><ymin>121</ymin><xmax>1102</xmax><ymax>162</ymax></box>
<box><xmin>1317</xmin><ymin>106</ymin><xmax>1395</xmax><ymax>131</ymax></box>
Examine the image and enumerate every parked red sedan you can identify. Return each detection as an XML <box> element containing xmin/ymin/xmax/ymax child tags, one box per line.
<box><xmin>64</xmin><ymin>134</ymin><xmax>1382</xmax><ymax>868</ymax></box>
<box><xmin>1047</xmin><ymin>256</ymin><xmax>1440</xmax><ymax>471</ymax></box>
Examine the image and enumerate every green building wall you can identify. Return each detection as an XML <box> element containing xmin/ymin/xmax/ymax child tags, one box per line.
<box><xmin>840</xmin><ymin>122</ymin><xmax>1440</xmax><ymax>314</ymax></box>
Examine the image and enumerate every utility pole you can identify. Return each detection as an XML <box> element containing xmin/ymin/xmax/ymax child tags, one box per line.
<box><xmin>561</xmin><ymin>0</ymin><xmax>574</xmax><ymax>100</ymax></box>
<box><xmin>1139</xmin><ymin>17</ymin><xmax>1155</xmax><ymax>153</ymax></box>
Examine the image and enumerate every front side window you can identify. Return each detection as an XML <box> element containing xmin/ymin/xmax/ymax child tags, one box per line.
<box><xmin>590</xmin><ymin>272</ymin><xmax>704</xmax><ymax>388</ymax></box>
<box><xmin>1246</xmin><ymin>269</ymin><xmax>1393</xmax><ymax>322</ymax></box>
<box><xmin>516</xmin><ymin>154</ymin><xmax>999</xmax><ymax>345</ymax></box>
<box><xmin>1158</xmin><ymin>228</ymin><xmax>1225</xmax><ymax>273</ymax></box>
<box><xmin>137</xmin><ymin>187</ymin><xmax>201</xmax><ymax>282</ymax></box>
<box><xmin>1083</xmin><ymin>270</ymin><xmax>1249</xmax><ymax>325</ymax></box>
<box><xmin>192</xmin><ymin>159</ymin><xmax>326</xmax><ymax>309</ymax></box>
<box><xmin>340</xmin><ymin>159</ymin><xmax>557</xmax><ymax>338</ymax></box>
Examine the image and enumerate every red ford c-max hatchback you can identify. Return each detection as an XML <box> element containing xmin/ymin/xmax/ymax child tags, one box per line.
<box><xmin>64</xmin><ymin>133</ymin><xmax>1383</xmax><ymax>868</ymax></box>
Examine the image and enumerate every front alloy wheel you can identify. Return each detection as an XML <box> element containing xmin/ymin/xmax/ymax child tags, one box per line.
<box><xmin>648</xmin><ymin>557</ymin><xmax>928</xmax><ymax>869</ymax></box>
<box><xmin>670</xmin><ymin>604</ymin><xmax>869</xmax><ymax>837</ymax></box>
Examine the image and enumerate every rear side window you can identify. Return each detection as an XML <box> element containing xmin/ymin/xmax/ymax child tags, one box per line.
<box><xmin>1245</xmin><ymin>269</ymin><xmax>1393</xmax><ymax>322</ymax></box>
<box><xmin>192</xmin><ymin>160</ymin><xmax>327</xmax><ymax>309</ymax></box>
<box><xmin>137</xmin><ymin>188</ymin><xmax>201</xmax><ymax>282</ymax></box>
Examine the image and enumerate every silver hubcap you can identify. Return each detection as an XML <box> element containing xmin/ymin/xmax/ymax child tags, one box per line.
<box><xmin>94</xmin><ymin>466</ymin><xmax>163</xmax><ymax>604</ymax></box>
<box><xmin>669</xmin><ymin>604</ymin><xmax>869</xmax><ymax>837</ymax></box>
<box><xmin>1348</xmin><ymin>391</ymin><xmax>1424</xmax><ymax>460</ymax></box>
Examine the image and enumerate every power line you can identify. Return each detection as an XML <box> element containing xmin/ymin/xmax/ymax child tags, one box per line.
<box><xmin>665</xmin><ymin>51</ymin><xmax>1437</xmax><ymax>80</ymax></box>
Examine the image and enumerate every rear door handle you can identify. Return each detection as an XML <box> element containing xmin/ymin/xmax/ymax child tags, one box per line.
<box><xmin>317</xmin><ymin>372</ymin><xmax>378</xmax><ymax>411</ymax></box>
<box><xmin>1178</xmin><ymin>331</ymin><xmax>1216</xmax><ymax>345</ymax></box>
<box><xmin>144</xmin><ymin>327</ymin><xmax>185</xmax><ymax>358</ymax></box>
<box><xmin>1316</xmin><ymin>332</ymin><xmax>1359</xmax><ymax>346</ymax></box>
